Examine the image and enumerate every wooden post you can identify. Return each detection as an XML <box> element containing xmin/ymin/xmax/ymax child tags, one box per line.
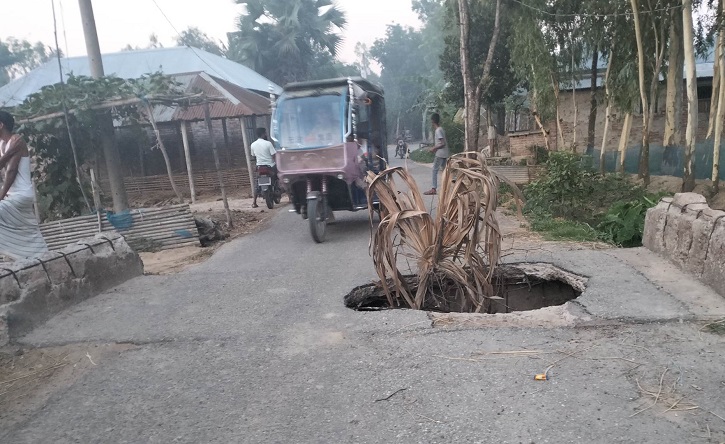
<box><xmin>139</xmin><ymin>143</ymin><xmax>146</xmax><ymax>177</ymax></box>
<box><xmin>222</xmin><ymin>118</ymin><xmax>232</xmax><ymax>166</ymax></box>
<box><xmin>90</xmin><ymin>168</ymin><xmax>102</xmax><ymax>232</ymax></box>
<box><xmin>180</xmin><ymin>121</ymin><xmax>196</xmax><ymax>203</ymax></box>
<box><xmin>204</xmin><ymin>103</ymin><xmax>233</xmax><ymax>228</ymax></box>
<box><xmin>143</xmin><ymin>103</ymin><xmax>184</xmax><ymax>202</ymax></box>
<box><xmin>240</xmin><ymin>116</ymin><xmax>256</xmax><ymax>197</ymax></box>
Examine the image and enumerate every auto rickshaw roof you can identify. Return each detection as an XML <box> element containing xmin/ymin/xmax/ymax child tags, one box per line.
<box><xmin>282</xmin><ymin>77</ymin><xmax>384</xmax><ymax>96</ymax></box>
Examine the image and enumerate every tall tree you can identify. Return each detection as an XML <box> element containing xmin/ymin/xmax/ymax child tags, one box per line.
<box><xmin>0</xmin><ymin>38</ymin><xmax>54</xmax><ymax>86</ymax></box>
<box><xmin>631</xmin><ymin>0</ymin><xmax>672</xmax><ymax>187</ymax></box>
<box><xmin>456</xmin><ymin>0</ymin><xmax>504</xmax><ymax>152</ymax></box>
<box><xmin>176</xmin><ymin>27</ymin><xmax>225</xmax><ymax>56</ymax></box>
<box><xmin>707</xmin><ymin>0</ymin><xmax>723</xmax><ymax>139</ymax></box>
<box><xmin>682</xmin><ymin>0</ymin><xmax>699</xmax><ymax>191</ymax></box>
<box><xmin>371</xmin><ymin>25</ymin><xmax>428</xmax><ymax>138</ymax></box>
<box><xmin>509</xmin><ymin>2</ymin><xmax>559</xmax><ymax>147</ymax></box>
<box><xmin>664</xmin><ymin>10</ymin><xmax>684</xmax><ymax>149</ymax></box>
<box><xmin>510</xmin><ymin>0</ymin><xmax>588</xmax><ymax>151</ymax></box>
<box><xmin>227</xmin><ymin>0</ymin><xmax>346</xmax><ymax>85</ymax></box>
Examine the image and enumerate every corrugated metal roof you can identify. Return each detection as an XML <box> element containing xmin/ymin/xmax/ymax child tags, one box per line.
<box><xmin>142</xmin><ymin>72</ymin><xmax>271</xmax><ymax>123</ymax></box>
<box><xmin>0</xmin><ymin>46</ymin><xmax>281</xmax><ymax>107</ymax></box>
<box><xmin>568</xmin><ymin>60</ymin><xmax>715</xmax><ymax>91</ymax></box>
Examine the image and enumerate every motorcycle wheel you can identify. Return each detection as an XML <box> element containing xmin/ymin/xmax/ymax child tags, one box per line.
<box><xmin>307</xmin><ymin>192</ymin><xmax>327</xmax><ymax>243</ymax></box>
<box><xmin>265</xmin><ymin>187</ymin><xmax>274</xmax><ymax>209</ymax></box>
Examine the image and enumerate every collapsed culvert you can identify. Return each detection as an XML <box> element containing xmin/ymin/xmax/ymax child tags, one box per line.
<box><xmin>345</xmin><ymin>263</ymin><xmax>587</xmax><ymax>314</ymax></box>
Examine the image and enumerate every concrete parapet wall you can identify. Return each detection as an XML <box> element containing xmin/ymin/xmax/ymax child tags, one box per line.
<box><xmin>643</xmin><ymin>193</ymin><xmax>725</xmax><ymax>297</ymax></box>
<box><xmin>0</xmin><ymin>234</ymin><xmax>143</xmax><ymax>345</ymax></box>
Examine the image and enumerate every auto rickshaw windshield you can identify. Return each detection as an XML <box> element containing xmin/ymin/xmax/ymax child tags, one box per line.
<box><xmin>275</xmin><ymin>94</ymin><xmax>345</xmax><ymax>150</ymax></box>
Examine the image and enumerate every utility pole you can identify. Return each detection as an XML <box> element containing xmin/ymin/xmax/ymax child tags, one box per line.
<box><xmin>78</xmin><ymin>0</ymin><xmax>129</xmax><ymax>212</ymax></box>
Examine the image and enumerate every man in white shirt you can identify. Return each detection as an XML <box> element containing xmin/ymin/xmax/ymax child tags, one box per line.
<box><xmin>250</xmin><ymin>127</ymin><xmax>277</xmax><ymax>208</ymax></box>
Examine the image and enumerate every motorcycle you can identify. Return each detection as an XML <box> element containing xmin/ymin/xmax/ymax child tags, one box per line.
<box><xmin>395</xmin><ymin>139</ymin><xmax>408</xmax><ymax>159</ymax></box>
<box><xmin>256</xmin><ymin>165</ymin><xmax>282</xmax><ymax>209</ymax></box>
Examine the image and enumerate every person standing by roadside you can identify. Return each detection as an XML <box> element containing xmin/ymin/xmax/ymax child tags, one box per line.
<box><xmin>423</xmin><ymin>113</ymin><xmax>448</xmax><ymax>196</ymax></box>
<box><xmin>0</xmin><ymin>111</ymin><xmax>48</xmax><ymax>260</ymax></box>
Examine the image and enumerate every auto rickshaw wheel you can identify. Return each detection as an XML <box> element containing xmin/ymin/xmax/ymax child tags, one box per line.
<box><xmin>307</xmin><ymin>192</ymin><xmax>327</xmax><ymax>243</ymax></box>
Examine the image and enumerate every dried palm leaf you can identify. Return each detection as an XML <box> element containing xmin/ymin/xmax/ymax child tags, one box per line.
<box><xmin>367</xmin><ymin>152</ymin><xmax>510</xmax><ymax>312</ymax></box>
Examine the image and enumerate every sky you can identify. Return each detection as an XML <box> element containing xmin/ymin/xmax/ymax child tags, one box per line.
<box><xmin>2</xmin><ymin>0</ymin><xmax>422</xmax><ymax>66</ymax></box>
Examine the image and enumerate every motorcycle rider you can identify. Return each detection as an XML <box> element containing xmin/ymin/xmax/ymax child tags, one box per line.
<box><xmin>396</xmin><ymin>136</ymin><xmax>408</xmax><ymax>158</ymax></box>
<box><xmin>250</xmin><ymin>127</ymin><xmax>277</xmax><ymax>208</ymax></box>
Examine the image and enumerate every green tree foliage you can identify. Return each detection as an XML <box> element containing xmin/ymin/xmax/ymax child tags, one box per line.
<box><xmin>0</xmin><ymin>37</ymin><xmax>54</xmax><ymax>86</ymax></box>
<box><xmin>309</xmin><ymin>52</ymin><xmax>361</xmax><ymax>81</ymax></box>
<box><xmin>412</xmin><ymin>0</ymin><xmax>446</xmax><ymax>86</ymax></box>
<box><xmin>176</xmin><ymin>27</ymin><xmax>226</xmax><ymax>56</ymax></box>
<box><xmin>439</xmin><ymin>0</ymin><xmax>516</xmax><ymax>109</ymax></box>
<box><xmin>227</xmin><ymin>0</ymin><xmax>347</xmax><ymax>85</ymax></box>
<box><xmin>370</xmin><ymin>25</ymin><xmax>428</xmax><ymax>138</ymax></box>
<box><xmin>13</xmin><ymin>73</ymin><xmax>182</xmax><ymax>221</ymax></box>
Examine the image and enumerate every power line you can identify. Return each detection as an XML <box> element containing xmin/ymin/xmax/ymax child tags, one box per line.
<box><xmin>508</xmin><ymin>0</ymin><xmax>684</xmax><ymax>19</ymax></box>
<box><xmin>58</xmin><ymin>0</ymin><xmax>70</xmax><ymax>57</ymax></box>
<box><xmin>148</xmin><ymin>0</ymin><xmax>229</xmax><ymax>80</ymax></box>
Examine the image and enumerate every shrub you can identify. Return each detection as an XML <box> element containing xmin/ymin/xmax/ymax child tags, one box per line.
<box><xmin>524</xmin><ymin>152</ymin><xmax>647</xmax><ymax>225</ymax></box>
<box><xmin>443</xmin><ymin>120</ymin><xmax>465</xmax><ymax>155</ymax></box>
<box><xmin>410</xmin><ymin>148</ymin><xmax>435</xmax><ymax>163</ymax></box>
<box><xmin>597</xmin><ymin>195</ymin><xmax>662</xmax><ymax>247</ymax></box>
<box><xmin>529</xmin><ymin>145</ymin><xmax>549</xmax><ymax>164</ymax></box>
<box><xmin>523</xmin><ymin>151</ymin><xmax>663</xmax><ymax>246</ymax></box>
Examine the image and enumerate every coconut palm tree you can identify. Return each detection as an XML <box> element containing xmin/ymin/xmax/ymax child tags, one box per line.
<box><xmin>228</xmin><ymin>0</ymin><xmax>347</xmax><ymax>85</ymax></box>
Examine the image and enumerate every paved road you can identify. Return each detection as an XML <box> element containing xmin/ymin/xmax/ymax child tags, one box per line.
<box><xmin>4</xmin><ymin>152</ymin><xmax>725</xmax><ymax>443</ymax></box>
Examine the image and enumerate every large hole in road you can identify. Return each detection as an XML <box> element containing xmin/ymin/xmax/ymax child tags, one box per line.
<box><xmin>345</xmin><ymin>263</ymin><xmax>587</xmax><ymax>314</ymax></box>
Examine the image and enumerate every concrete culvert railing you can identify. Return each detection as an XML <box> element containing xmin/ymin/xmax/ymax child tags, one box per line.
<box><xmin>643</xmin><ymin>193</ymin><xmax>725</xmax><ymax>297</ymax></box>
<box><xmin>0</xmin><ymin>234</ymin><xmax>144</xmax><ymax>345</ymax></box>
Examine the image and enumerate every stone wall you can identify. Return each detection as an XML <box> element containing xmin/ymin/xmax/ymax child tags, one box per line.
<box><xmin>0</xmin><ymin>234</ymin><xmax>144</xmax><ymax>345</ymax></box>
<box><xmin>643</xmin><ymin>193</ymin><xmax>725</xmax><ymax>297</ymax></box>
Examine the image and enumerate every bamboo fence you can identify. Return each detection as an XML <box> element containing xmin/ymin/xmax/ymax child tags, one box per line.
<box><xmin>40</xmin><ymin>204</ymin><xmax>200</xmax><ymax>251</ymax></box>
<box><xmin>101</xmin><ymin>167</ymin><xmax>252</xmax><ymax>197</ymax></box>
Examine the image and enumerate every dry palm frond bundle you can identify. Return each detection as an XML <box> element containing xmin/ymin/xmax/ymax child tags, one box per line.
<box><xmin>366</xmin><ymin>151</ymin><xmax>504</xmax><ymax>313</ymax></box>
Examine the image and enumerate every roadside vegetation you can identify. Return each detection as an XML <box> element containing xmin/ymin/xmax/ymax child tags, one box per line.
<box><xmin>514</xmin><ymin>152</ymin><xmax>667</xmax><ymax>246</ymax></box>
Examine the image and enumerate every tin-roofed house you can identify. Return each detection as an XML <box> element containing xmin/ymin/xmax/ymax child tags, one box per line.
<box><xmin>0</xmin><ymin>47</ymin><xmax>281</xmax><ymax>202</ymax></box>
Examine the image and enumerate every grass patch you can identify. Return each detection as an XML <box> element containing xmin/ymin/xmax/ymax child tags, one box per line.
<box><xmin>410</xmin><ymin>148</ymin><xmax>435</xmax><ymax>163</ymax></box>
<box><xmin>529</xmin><ymin>214</ymin><xmax>602</xmax><ymax>242</ymax></box>
<box><xmin>703</xmin><ymin>320</ymin><xmax>725</xmax><ymax>335</ymax></box>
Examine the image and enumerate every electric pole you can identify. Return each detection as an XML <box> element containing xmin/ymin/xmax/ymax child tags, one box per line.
<box><xmin>78</xmin><ymin>0</ymin><xmax>129</xmax><ymax>212</ymax></box>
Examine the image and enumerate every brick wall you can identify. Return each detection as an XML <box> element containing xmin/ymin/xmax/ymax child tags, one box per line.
<box><xmin>554</xmin><ymin>89</ymin><xmax>710</xmax><ymax>152</ymax></box>
<box><xmin>508</xmin><ymin>121</ymin><xmax>557</xmax><ymax>158</ymax></box>
<box><xmin>505</xmin><ymin>88</ymin><xmax>712</xmax><ymax>159</ymax></box>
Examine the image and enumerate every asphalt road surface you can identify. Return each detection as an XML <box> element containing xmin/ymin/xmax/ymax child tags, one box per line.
<box><xmin>5</xmin><ymin>149</ymin><xmax>725</xmax><ymax>443</ymax></box>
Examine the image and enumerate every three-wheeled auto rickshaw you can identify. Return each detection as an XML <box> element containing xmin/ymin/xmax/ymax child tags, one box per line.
<box><xmin>271</xmin><ymin>77</ymin><xmax>388</xmax><ymax>243</ymax></box>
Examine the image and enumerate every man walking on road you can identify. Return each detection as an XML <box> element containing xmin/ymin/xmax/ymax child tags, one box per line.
<box><xmin>423</xmin><ymin>113</ymin><xmax>448</xmax><ymax>196</ymax></box>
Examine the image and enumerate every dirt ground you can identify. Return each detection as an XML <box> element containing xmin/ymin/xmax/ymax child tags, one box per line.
<box><xmin>138</xmin><ymin>195</ymin><xmax>284</xmax><ymax>275</ymax></box>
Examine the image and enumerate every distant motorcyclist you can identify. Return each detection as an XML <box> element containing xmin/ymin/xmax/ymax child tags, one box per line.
<box><xmin>395</xmin><ymin>136</ymin><xmax>408</xmax><ymax>159</ymax></box>
<box><xmin>250</xmin><ymin>127</ymin><xmax>277</xmax><ymax>208</ymax></box>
